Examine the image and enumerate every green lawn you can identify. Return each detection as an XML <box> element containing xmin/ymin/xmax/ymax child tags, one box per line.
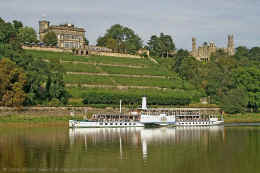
<box><xmin>64</xmin><ymin>74</ymin><xmax>114</xmax><ymax>85</ymax></box>
<box><xmin>26</xmin><ymin>50</ymin><xmax>153</xmax><ymax>66</ymax></box>
<box><xmin>63</xmin><ymin>62</ymin><xmax>102</xmax><ymax>73</ymax></box>
<box><xmin>100</xmin><ymin>65</ymin><xmax>174</xmax><ymax>76</ymax></box>
<box><xmin>63</xmin><ymin>61</ymin><xmax>175</xmax><ymax>76</ymax></box>
<box><xmin>111</xmin><ymin>76</ymin><xmax>176</xmax><ymax>88</ymax></box>
<box><xmin>65</xmin><ymin>73</ymin><xmax>182</xmax><ymax>88</ymax></box>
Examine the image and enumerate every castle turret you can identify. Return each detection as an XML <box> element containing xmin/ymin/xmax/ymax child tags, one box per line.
<box><xmin>227</xmin><ymin>34</ymin><xmax>235</xmax><ymax>56</ymax></box>
<box><xmin>192</xmin><ymin>37</ymin><xmax>197</xmax><ymax>57</ymax></box>
<box><xmin>39</xmin><ymin>20</ymin><xmax>50</xmax><ymax>42</ymax></box>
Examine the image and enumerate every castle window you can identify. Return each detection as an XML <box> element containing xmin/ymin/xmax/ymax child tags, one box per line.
<box><xmin>64</xmin><ymin>34</ymin><xmax>73</xmax><ymax>40</ymax></box>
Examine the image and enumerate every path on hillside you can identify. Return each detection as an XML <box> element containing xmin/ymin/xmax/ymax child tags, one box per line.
<box><xmin>67</xmin><ymin>72</ymin><xmax>166</xmax><ymax>79</ymax></box>
<box><xmin>66</xmin><ymin>84</ymin><xmax>165</xmax><ymax>90</ymax></box>
<box><xmin>62</xmin><ymin>60</ymin><xmax>146</xmax><ymax>68</ymax></box>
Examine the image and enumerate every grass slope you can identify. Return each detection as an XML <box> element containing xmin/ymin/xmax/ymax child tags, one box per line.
<box><xmin>26</xmin><ymin>50</ymin><xmax>152</xmax><ymax>66</ymax></box>
<box><xmin>26</xmin><ymin>50</ymin><xmax>198</xmax><ymax>106</ymax></box>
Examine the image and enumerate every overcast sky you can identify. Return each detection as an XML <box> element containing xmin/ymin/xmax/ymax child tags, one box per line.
<box><xmin>0</xmin><ymin>0</ymin><xmax>259</xmax><ymax>49</ymax></box>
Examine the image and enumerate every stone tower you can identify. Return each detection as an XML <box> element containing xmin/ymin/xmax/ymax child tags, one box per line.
<box><xmin>208</xmin><ymin>41</ymin><xmax>217</xmax><ymax>57</ymax></box>
<box><xmin>192</xmin><ymin>37</ymin><xmax>197</xmax><ymax>57</ymax></box>
<box><xmin>227</xmin><ymin>34</ymin><xmax>235</xmax><ymax>56</ymax></box>
<box><xmin>39</xmin><ymin>20</ymin><xmax>50</xmax><ymax>42</ymax></box>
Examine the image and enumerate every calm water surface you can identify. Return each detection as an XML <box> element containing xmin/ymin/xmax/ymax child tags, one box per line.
<box><xmin>0</xmin><ymin>125</ymin><xmax>260</xmax><ymax>173</ymax></box>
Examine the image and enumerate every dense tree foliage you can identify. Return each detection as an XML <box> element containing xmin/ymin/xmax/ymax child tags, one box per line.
<box><xmin>43</xmin><ymin>31</ymin><xmax>58</xmax><ymax>46</ymax></box>
<box><xmin>147</xmin><ymin>33</ymin><xmax>176</xmax><ymax>57</ymax></box>
<box><xmin>0</xmin><ymin>58</ymin><xmax>27</xmax><ymax>106</ymax></box>
<box><xmin>220</xmin><ymin>88</ymin><xmax>249</xmax><ymax>114</ymax></box>
<box><xmin>170</xmin><ymin>46</ymin><xmax>260</xmax><ymax>113</ymax></box>
<box><xmin>0</xmin><ymin>18</ymin><xmax>69</xmax><ymax>106</ymax></box>
<box><xmin>97</xmin><ymin>24</ymin><xmax>142</xmax><ymax>54</ymax></box>
<box><xmin>12</xmin><ymin>20</ymin><xmax>23</xmax><ymax>31</ymax></box>
<box><xmin>18</xmin><ymin>26</ymin><xmax>37</xmax><ymax>44</ymax></box>
<box><xmin>0</xmin><ymin>18</ymin><xmax>17</xmax><ymax>44</ymax></box>
<box><xmin>232</xmin><ymin>66</ymin><xmax>260</xmax><ymax>112</ymax></box>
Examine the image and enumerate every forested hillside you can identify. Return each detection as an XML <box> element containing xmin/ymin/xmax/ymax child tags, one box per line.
<box><xmin>159</xmin><ymin>48</ymin><xmax>260</xmax><ymax>113</ymax></box>
<box><xmin>0</xmin><ymin>18</ymin><xmax>69</xmax><ymax>106</ymax></box>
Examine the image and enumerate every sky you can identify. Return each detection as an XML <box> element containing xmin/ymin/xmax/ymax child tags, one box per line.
<box><xmin>0</xmin><ymin>0</ymin><xmax>259</xmax><ymax>50</ymax></box>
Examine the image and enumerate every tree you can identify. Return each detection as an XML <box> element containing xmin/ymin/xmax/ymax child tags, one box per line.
<box><xmin>12</xmin><ymin>20</ymin><xmax>23</xmax><ymax>31</ymax></box>
<box><xmin>0</xmin><ymin>18</ymin><xmax>17</xmax><ymax>44</ymax></box>
<box><xmin>159</xmin><ymin>33</ymin><xmax>176</xmax><ymax>57</ymax></box>
<box><xmin>96</xmin><ymin>24</ymin><xmax>142</xmax><ymax>54</ymax></box>
<box><xmin>18</xmin><ymin>26</ymin><xmax>37</xmax><ymax>43</ymax></box>
<box><xmin>232</xmin><ymin>66</ymin><xmax>260</xmax><ymax>112</ymax></box>
<box><xmin>11</xmin><ymin>54</ymin><xmax>70</xmax><ymax>106</ymax></box>
<box><xmin>248</xmin><ymin>47</ymin><xmax>260</xmax><ymax>61</ymax></box>
<box><xmin>84</xmin><ymin>37</ymin><xmax>89</xmax><ymax>46</ymax></box>
<box><xmin>147</xmin><ymin>33</ymin><xmax>175</xmax><ymax>57</ymax></box>
<box><xmin>43</xmin><ymin>31</ymin><xmax>57</xmax><ymax>46</ymax></box>
<box><xmin>0</xmin><ymin>18</ymin><xmax>69</xmax><ymax>106</ymax></box>
<box><xmin>147</xmin><ymin>35</ymin><xmax>162</xmax><ymax>57</ymax></box>
<box><xmin>0</xmin><ymin>58</ymin><xmax>26</xmax><ymax>106</ymax></box>
<box><xmin>172</xmin><ymin>49</ymin><xmax>201</xmax><ymax>88</ymax></box>
<box><xmin>234</xmin><ymin>46</ymin><xmax>249</xmax><ymax>60</ymax></box>
<box><xmin>46</xmin><ymin>59</ymin><xmax>70</xmax><ymax>104</ymax></box>
<box><xmin>105</xmin><ymin>38</ymin><xmax>117</xmax><ymax>51</ymax></box>
<box><xmin>220</xmin><ymin>88</ymin><xmax>249</xmax><ymax>114</ymax></box>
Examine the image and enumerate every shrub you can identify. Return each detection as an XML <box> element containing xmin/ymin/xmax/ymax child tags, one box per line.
<box><xmin>82</xmin><ymin>90</ymin><xmax>192</xmax><ymax>106</ymax></box>
<box><xmin>48</xmin><ymin>98</ymin><xmax>62</xmax><ymax>106</ymax></box>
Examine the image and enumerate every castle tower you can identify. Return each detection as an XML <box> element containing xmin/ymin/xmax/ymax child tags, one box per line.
<box><xmin>39</xmin><ymin>20</ymin><xmax>50</xmax><ymax>42</ymax></box>
<box><xmin>208</xmin><ymin>41</ymin><xmax>216</xmax><ymax>59</ymax></box>
<box><xmin>227</xmin><ymin>34</ymin><xmax>235</xmax><ymax>56</ymax></box>
<box><xmin>192</xmin><ymin>37</ymin><xmax>197</xmax><ymax>57</ymax></box>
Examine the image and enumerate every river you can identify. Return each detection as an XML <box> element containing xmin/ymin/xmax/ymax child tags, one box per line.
<box><xmin>0</xmin><ymin>124</ymin><xmax>260</xmax><ymax>173</ymax></box>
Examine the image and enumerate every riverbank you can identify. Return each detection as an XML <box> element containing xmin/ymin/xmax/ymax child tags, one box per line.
<box><xmin>0</xmin><ymin>113</ymin><xmax>260</xmax><ymax>125</ymax></box>
<box><xmin>0</xmin><ymin>115</ymin><xmax>84</xmax><ymax>127</ymax></box>
<box><xmin>224</xmin><ymin>113</ymin><xmax>260</xmax><ymax>123</ymax></box>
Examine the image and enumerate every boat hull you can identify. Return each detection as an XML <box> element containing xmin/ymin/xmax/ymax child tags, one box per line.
<box><xmin>69</xmin><ymin>120</ymin><xmax>144</xmax><ymax>128</ymax></box>
<box><xmin>176</xmin><ymin>120</ymin><xmax>224</xmax><ymax>126</ymax></box>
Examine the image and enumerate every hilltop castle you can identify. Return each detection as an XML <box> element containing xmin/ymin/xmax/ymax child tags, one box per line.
<box><xmin>191</xmin><ymin>35</ymin><xmax>235</xmax><ymax>61</ymax></box>
<box><xmin>39</xmin><ymin>20</ymin><xmax>86</xmax><ymax>49</ymax></box>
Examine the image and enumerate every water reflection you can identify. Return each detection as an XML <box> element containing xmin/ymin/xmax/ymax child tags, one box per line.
<box><xmin>1</xmin><ymin>125</ymin><xmax>260</xmax><ymax>173</ymax></box>
<box><xmin>69</xmin><ymin>126</ymin><xmax>225</xmax><ymax>160</ymax></box>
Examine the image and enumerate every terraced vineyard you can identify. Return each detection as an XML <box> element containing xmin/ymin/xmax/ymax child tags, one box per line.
<box><xmin>26</xmin><ymin>50</ymin><xmax>200</xmax><ymax>106</ymax></box>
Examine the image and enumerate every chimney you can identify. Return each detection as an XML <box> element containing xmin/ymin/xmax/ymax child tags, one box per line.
<box><xmin>142</xmin><ymin>97</ymin><xmax>147</xmax><ymax>110</ymax></box>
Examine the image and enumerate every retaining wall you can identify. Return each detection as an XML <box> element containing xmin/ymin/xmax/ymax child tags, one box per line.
<box><xmin>22</xmin><ymin>46</ymin><xmax>72</xmax><ymax>53</ymax></box>
<box><xmin>0</xmin><ymin>107</ymin><xmax>119</xmax><ymax>117</ymax></box>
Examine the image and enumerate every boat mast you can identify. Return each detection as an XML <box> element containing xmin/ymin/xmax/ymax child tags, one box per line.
<box><xmin>120</xmin><ymin>99</ymin><xmax>122</xmax><ymax>113</ymax></box>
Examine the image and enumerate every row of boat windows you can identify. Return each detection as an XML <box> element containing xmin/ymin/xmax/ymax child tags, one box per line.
<box><xmin>142</xmin><ymin>115</ymin><xmax>175</xmax><ymax>117</ymax></box>
<box><xmin>179</xmin><ymin>122</ymin><xmax>213</xmax><ymax>125</ymax></box>
<box><xmin>99</xmin><ymin>122</ymin><xmax>137</xmax><ymax>126</ymax></box>
<box><xmin>141</xmin><ymin>117</ymin><xmax>174</xmax><ymax>119</ymax></box>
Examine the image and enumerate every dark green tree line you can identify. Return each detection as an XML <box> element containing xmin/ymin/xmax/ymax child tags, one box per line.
<box><xmin>0</xmin><ymin>18</ymin><xmax>69</xmax><ymax>106</ymax></box>
<box><xmin>171</xmin><ymin>46</ymin><xmax>260</xmax><ymax>113</ymax></box>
